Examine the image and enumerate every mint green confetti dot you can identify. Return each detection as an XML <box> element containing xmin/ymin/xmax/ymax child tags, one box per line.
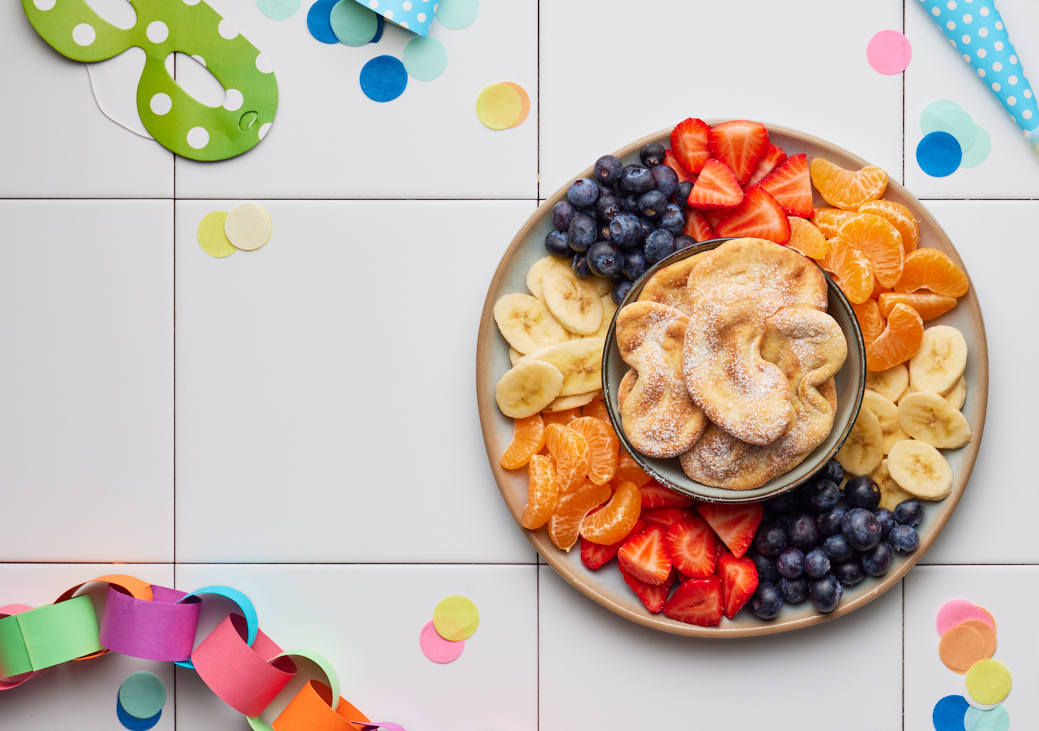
<box><xmin>329</xmin><ymin>0</ymin><xmax>378</xmax><ymax>46</ymax></box>
<box><xmin>960</xmin><ymin>126</ymin><xmax>991</xmax><ymax>167</ymax></box>
<box><xmin>401</xmin><ymin>36</ymin><xmax>448</xmax><ymax>81</ymax></box>
<box><xmin>435</xmin><ymin>0</ymin><xmax>479</xmax><ymax>30</ymax></box>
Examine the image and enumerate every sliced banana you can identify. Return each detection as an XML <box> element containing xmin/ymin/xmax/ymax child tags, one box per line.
<box><xmin>541</xmin><ymin>268</ymin><xmax>604</xmax><ymax>335</ymax></box>
<box><xmin>872</xmin><ymin>459</ymin><xmax>914</xmax><ymax>511</ymax></box>
<box><xmin>493</xmin><ymin>292</ymin><xmax>570</xmax><ymax>355</ymax></box>
<box><xmin>887</xmin><ymin>439</ymin><xmax>953</xmax><ymax>500</ymax></box>
<box><xmin>944</xmin><ymin>376</ymin><xmax>967</xmax><ymax>410</ymax></box>
<box><xmin>595</xmin><ymin>294</ymin><xmax>619</xmax><ymax>339</ymax></box>
<box><xmin>526</xmin><ymin>255</ymin><xmax>569</xmax><ymax>299</ymax></box>
<box><xmin>545</xmin><ymin>390</ymin><xmax>599</xmax><ymax>412</ymax></box>
<box><xmin>521</xmin><ymin>337</ymin><xmax>605</xmax><ymax>396</ymax></box>
<box><xmin>898</xmin><ymin>392</ymin><xmax>972</xmax><ymax>449</ymax></box>
<box><xmin>909</xmin><ymin>325</ymin><xmax>967</xmax><ymax>395</ymax></box>
<box><xmin>865</xmin><ymin>364</ymin><xmax>909</xmax><ymax>403</ymax></box>
<box><xmin>495</xmin><ymin>360</ymin><xmax>564</xmax><ymax>418</ymax></box>
<box><xmin>592</xmin><ymin>277</ymin><xmax>612</xmax><ymax>296</ymax></box>
<box><xmin>836</xmin><ymin>407</ymin><xmax>884</xmax><ymax>476</ymax></box>
<box><xmin>508</xmin><ymin>348</ymin><xmax>523</xmax><ymax>366</ymax></box>
<box><xmin>862</xmin><ymin>389</ymin><xmax>909</xmax><ymax>453</ymax></box>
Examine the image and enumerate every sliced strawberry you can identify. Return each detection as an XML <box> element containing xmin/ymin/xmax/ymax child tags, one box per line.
<box><xmin>758</xmin><ymin>153</ymin><xmax>813</xmax><ymax>218</ymax></box>
<box><xmin>670</xmin><ymin>118</ymin><xmax>711</xmax><ymax>174</ymax></box>
<box><xmin>642</xmin><ymin>507</ymin><xmax>692</xmax><ymax>530</ymax></box>
<box><xmin>708</xmin><ymin>120</ymin><xmax>770</xmax><ymax>185</ymax></box>
<box><xmin>687</xmin><ymin>159</ymin><xmax>744</xmax><ymax>210</ymax></box>
<box><xmin>662</xmin><ymin>576</ymin><xmax>723</xmax><ymax>627</ymax></box>
<box><xmin>696</xmin><ymin>503</ymin><xmax>763</xmax><ymax>558</ymax></box>
<box><xmin>663</xmin><ymin>150</ymin><xmax>697</xmax><ymax>184</ymax></box>
<box><xmin>664</xmin><ymin>516</ymin><xmax>718</xmax><ymax>579</ymax></box>
<box><xmin>717</xmin><ymin>551</ymin><xmax>759</xmax><ymax>619</ymax></box>
<box><xmin>640</xmin><ymin>481</ymin><xmax>695</xmax><ymax>509</ymax></box>
<box><xmin>746</xmin><ymin>143</ymin><xmax>787</xmax><ymax>187</ymax></box>
<box><xmin>704</xmin><ymin>208</ymin><xmax>727</xmax><ymax>230</ymax></box>
<box><xmin>714</xmin><ymin>186</ymin><xmax>791</xmax><ymax>244</ymax></box>
<box><xmin>682</xmin><ymin>209</ymin><xmax>715</xmax><ymax>242</ymax></box>
<box><xmin>580</xmin><ymin>518</ymin><xmax>645</xmax><ymax>570</ymax></box>
<box><xmin>618</xmin><ymin>524</ymin><xmax>672</xmax><ymax>585</ymax></box>
<box><xmin>619</xmin><ymin>563</ymin><xmax>675</xmax><ymax>614</ymax></box>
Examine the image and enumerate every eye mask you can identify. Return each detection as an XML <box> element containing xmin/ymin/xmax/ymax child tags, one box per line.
<box><xmin>22</xmin><ymin>0</ymin><xmax>279</xmax><ymax>162</ymax></box>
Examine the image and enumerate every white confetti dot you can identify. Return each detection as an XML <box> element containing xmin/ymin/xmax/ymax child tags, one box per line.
<box><xmin>1007</xmin><ymin>96</ymin><xmax>1016</xmax><ymax>106</ymax></box>
<box><xmin>931</xmin><ymin>6</ymin><xmax>940</xmax><ymax>15</ymax></box>
<box><xmin>224</xmin><ymin>204</ymin><xmax>272</xmax><ymax>251</ymax></box>
<box><xmin>258</xmin><ymin>123</ymin><xmax>272</xmax><ymax>140</ymax></box>
<box><xmin>1010</xmin><ymin>55</ymin><xmax>1018</xmax><ymax>64</ymax></box>
<box><xmin>218</xmin><ymin>19</ymin><xmax>238</xmax><ymax>39</ymax></box>
<box><xmin>33</xmin><ymin>0</ymin><xmax>56</xmax><ymax>10</ymax></box>
<box><xmin>962</xmin><ymin>13</ymin><xmax>972</xmax><ymax>23</ymax></box>
<box><xmin>385</xmin><ymin>9</ymin><xmax>393</xmax><ymax>18</ymax></box>
<box><xmin>979</xmin><ymin>5</ymin><xmax>989</xmax><ymax>15</ymax></box>
<box><xmin>146</xmin><ymin>20</ymin><xmax>169</xmax><ymax>43</ymax></box>
<box><xmin>946</xmin><ymin>20</ymin><xmax>955</xmax><ymax>30</ymax></box>
<box><xmin>977</xmin><ymin>67</ymin><xmax>986</xmax><ymax>77</ymax></box>
<box><xmin>187</xmin><ymin>127</ymin><xmax>209</xmax><ymax>149</ymax></box>
<box><xmin>947</xmin><ymin>0</ymin><xmax>956</xmax><ymax>8</ymax></box>
<box><xmin>991</xmin><ymin>82</ymin><xmax>1000</xmax><ymax>92</ymax></box>
<box><xmin>400</xmin><ymin>20</ymin><xmax>408</xmax><ymax>27</ymax></box>
<box><xmin>992</xmin><ymin>61</ymin><xmax>1002</xmax><ymax>71</ymax></box>
<box><xmin>402</xmin><ymin>0</ymin><xmax>412</xmax><ymax>8</ymax></box>
<box><xmin>150</xmin><ymin>92</ymin><xmax>172</xmax><ymax>115</ymax></box>
<box><xmin>978</xmin><ymin>27</ymin><xmax>988</xmax><ymax>37</ymax></box>
<box><xmin>976</xmin><ymin>48</ymin><xmax>986</xmax><ymax>58</ymax></box>
<box><xmin>223</xmin><ymin>89</ymin><xmax>244</xmax><ymax>111</ymax></box>
<box><xmin>1024</xmin><ymin>109</ymin><xmax>1033</xmax><ymax>120</ymax></box>
<box><xmin>417</xmin><ymin>12</ymin><xmax>426</xmax><ymax>21</ymax></box>
<box><xmin>72</xmin><ymin>23</ymin><xmax>95</xmax><ymax>46</ymax></box>
<box><xmin>192</xmin><ymin>54</ymin><xmax>207</xmax><ymax>67</ymax></box>
<box><xmin>369</xmin><ymin>0</ymin><xmax>377</xmax><ymax>6</ymax></box>
<box><xmin>961</xmin><ymin>35</ymin><xmax>971</xmax><ymax>44</ymax></box>
<box><xmin>1009</xmin><ymin>75</ymin><xmax>1018</xmax><ymax>85</ymax></box>
<box><xmin>994</xmin><ymin>41</ymin><xmax>1004</xmax><ymax>51</ymax></box>
<box><xmin>995</xmin><ymin>20</ymin><xmax>1003</xmax><ymax>30</ymax></box>
<box><xmin>255</xmin><ymin>53</ymin><xmax>273</xmax><ymax>74</ymax></box>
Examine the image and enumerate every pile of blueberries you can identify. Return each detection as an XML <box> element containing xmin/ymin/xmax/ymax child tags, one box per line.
<box><xmin>748</xmin><ymin>459</ymin><xmax>923</xmax><ymax>620</ymax></box>
<box><xmin>545</xmin><ymin>142</ymin><xmax>695</xmax><ymax>305</ymax></box>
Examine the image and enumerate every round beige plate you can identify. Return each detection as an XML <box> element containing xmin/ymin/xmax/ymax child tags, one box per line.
<box><xmin>475</xmin><ymin>123</ymin><xmax>989</xmax><ymax>637</ymax></box>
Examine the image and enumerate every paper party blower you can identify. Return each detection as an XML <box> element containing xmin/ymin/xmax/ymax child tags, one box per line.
<box><xmin>917</xmin><ymin>0</ymin><xmax>1039</xmax><ymax>154</ymax></box>
<box><xmin>351</xmin><ymin>0</ymin><xmax>434</xmax><ymax>37</ymax></box>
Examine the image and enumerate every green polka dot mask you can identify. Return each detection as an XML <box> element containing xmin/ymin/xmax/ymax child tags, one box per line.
<box><xmin>23</xmin><ymin>0</ymin><xmax>279</xmax><ymax>162</ymax></box>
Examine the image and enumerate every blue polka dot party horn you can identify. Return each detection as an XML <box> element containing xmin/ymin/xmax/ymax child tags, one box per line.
<box><xmin>354</xmin><ymin>0</ymin><xmax>435</xmax><ymax>36</ymax></box>
<box><xmin>918</xmin><ymin>0</ymin><xmax>1039</xmax><ymax>154</ymax></box>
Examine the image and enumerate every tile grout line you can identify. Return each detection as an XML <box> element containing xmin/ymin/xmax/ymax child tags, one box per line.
<box><xmin>902</xmin><ymin>0</ymin><xmax>907</xmax><ymax>185</ymax></box>
<box><xmin>536</xmin><ymin>564</ymin><xmax>541</xmax><ymax>731</ymax></box>
<box><xmin>536</xmin><ymin>0</ymin><xmax>541</xmax><ymax>201</ymax></box>
<box><xmin>901</xmin><ymin>580</ymin><xmax>906</xmax><ymax>731</ymax></box>
<box><xmin>172</xmin><ymin>54</ymin><xmax>178</xmax><ymax>731</ymax></box>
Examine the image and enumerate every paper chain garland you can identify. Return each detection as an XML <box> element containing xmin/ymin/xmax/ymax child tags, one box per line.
<box><xmin>0</xmin><ymin>575</ymin><xmax>400</xmax><ymax>731</ymax></box>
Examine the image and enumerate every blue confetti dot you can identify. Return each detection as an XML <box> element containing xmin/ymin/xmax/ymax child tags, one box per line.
<box><xmin>917</xmin><ymin>131</ymin><xmax>962</xmax><ymax>177</ymax></box>
<box><xmin>307</xmin><ymin>0</ymin><xmax>339</xmax><ymax>44</ymax></box>
<box><xmin>370</xmin><ymin>15</ymin><xmax>385</xmax><ymax>44</ymax></box>
<box><xmin>360</xmin><ymin>55</ymin><xmax>408</xmax><ymax>102</ymax></box>
<box><xmin>933</xmin><ymin>694</ymin><xmax>969</xmax><ymax>731</ymax></box>
<box><xmin>116</xmin><ymin>699</ymin><xmax>161</xmax><ymax>731</ymax></box>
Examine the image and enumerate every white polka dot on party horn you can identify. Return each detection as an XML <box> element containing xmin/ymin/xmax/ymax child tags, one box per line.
<box><xmin>917</xmin><ymin>0</ymin><xmax>1039</xmax><ymax>154</ymax></box>
<box><xmin>357</xmin><ymin>0</ymin><xmax>434</xmax><ymax>36</ymax></box>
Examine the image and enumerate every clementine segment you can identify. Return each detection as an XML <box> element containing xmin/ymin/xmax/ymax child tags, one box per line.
<box><xmin>545</xmin><ymin>423</ymin><xmax>590</xmax><ymax>494</ymax></box>
<box><xmin>500</xmin><ymin>414</ymin><xmax>546</xmax><ymax>470</ymax></box>
<box><xmin>857</xmin><ymin>199</ymin><xmax>919</xmax><ymax>253</ymax></box>
<box><xmin>878</xmin><ymin>292</ymin><xmax>958</xmax><ymax>321</ymax></box>
<box><xmin>614</xmin><ymin>449</ymin><xmax>652</xmax><ymax>487</ymax></box>
<box><xmin>521</xmin><ymin>454</ymin><xmax>559</xmax><ymax>530</ymax></box>
<box><xmin>543</xmin><ymin>408</ymin><xmax>581</xmax><ymax>426</ymax></box>
<box><xmin>838</xmin><ymin>213</ymin><xmax>905</xmax><ymax>287</ymax></box>
<box><xmin>568</xmin><ymin>416</ymin><xmax>619</xmax><ymax>486</ymax></box>
<box><xmin>580</xmin><ymin>481</ymin><xmax>642</xmax><ymax>545</ymax></box>
<box><xmin>809</xmin><ymin>158</ymin><xmax>888</xmax><ymax>210</ymax></box>
<box><xmin>827</xmin><ymin>239</ymin><xmax>875</xmax><ymax>304</ymax></box>
<box><xmin>548</xmin><ymin>480</ymin><xmax>612</xmax><ymax>551</ymax></box>
<box><xmin>814</xmin><ymin>207</ymin><xmax>859</xmax><ymax>238</ymax></box>
<box><xmin>894</xmin><ymin>248</ymin><xmax>969</xmax><ymax>297</ymax></box>
<box><xmin>581</xmin><ymin>397</ymin><xmax>610</xmax><ymax>422</ymax></box>
<box><xmin>786</xmin><ymin>216</ymin><xmax>829</xmax><ymax>260</ymax></box>
<box><xmin>852</xmin><ymin>300</ymin><xmax>886</xmax><ymax>346</ymax></box>
<box><xmin>865</xmin><ymin>303</ymin><xmax>924</xmax><ymax>372</ymax></box>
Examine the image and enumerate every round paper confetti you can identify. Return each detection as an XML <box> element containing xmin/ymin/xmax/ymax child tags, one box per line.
<box><xmin>939</xmin><ymin>622</ymin><xmax>995</xmax><ymax>673</ymax></box>
<box><xmin>866</xmin><ymin>29</ymin><xmax>912</xmax><ymax>75</ymax></box>
<box><xmin>116</xmin><ymin>701</ymin><xmax>161</xmax><ymax>731</ymax></box>
<box><xmin>433</xmin><ymin>595</ymin><xmax>479</xmax><ymax>641</ymax></box>
<box><xmin>401</xmin><ymin>36</ymin><xmax>448</xmax><ymax>81</ymax></box>
<box><xmin>435</xmin><ymin>0</ymin><xmax>479</xmax><ymax>30</ymax></box>
<box><xmin>118</xmin><ymin>672</ymin><xmax>166</xmax><ymax>720</ymax></box>
<box><xmin>961</xmin><ymin>127</ymin><xmax>992</xmax><ymax>168</ymax></box>
<box><xmin>932</xmin><ymin>695</ymin><xmax>969</xmax><ymax>731</ymax></box>
<box><xmin>225</xmin><ymin>204</ymin><xmax>273</xmax><ymax>251</ymax></box>
<box><xmin>419</xmin><ymin>620</ymin><xmax>464</xmax><ymax>663</ymax></box>
<box><xmin>329</xmin><ymin>0</ymin><xmax>378</xmax><ymax>46</ymax></box>
<box><xmin>360</xmin><ymin>55</ymin><xmax>408</xmax><ymax>102</ymax></box>
<box><xmin>965</xmin><ymin>659</ymin><xmax>1012</xmax><ymax>706</ymax></box>
<box><xmin>925</xmin><ymin>105</ymin><xmax>978</xmax><ymax>152</ymax></box>
<box><xmin>307</xmin><ymin>0</ymin><xmax>339</xmax><ymax>43</ymax></box>
<box><xmin>197</xmin><ymin>211</ymin><xmax>236</xmax><ymax>259</ymax></box>
<box><xmin>917</xmin><ymin>131</ymin><xmax>962</xmax><ymax>177</ymax></box>
<box><xmin>370</xmin><ymin>15</ymin><xmax>385</xmax><ymax>44</ymax></box>
<box><xmin>920</xmin><ymin>99</ymin><xmax>961</xmax><ymax>132</ymax></box>
<box><xmin>937</xmin><ymin>600</ymin><xmax>996</xmax><ymax>635</ymax></box>
<box><xmin>964</xmin><ymin>704</ymin><xmax>1010</xmax><ymax>731</ymax></box>
<box><xmin>476</xmin><ymin>83</ymin><xmax>523</xmax><ymax>130</ymax></box>
<box><xmin>502</xmin><ymin>82</ymin><xmax>530</xmax><ymax>128</ymax></box>
<box><xmin>257</xmin><ymin>0</ymin><xmax>302</xmax><ymax>21</ymax></box>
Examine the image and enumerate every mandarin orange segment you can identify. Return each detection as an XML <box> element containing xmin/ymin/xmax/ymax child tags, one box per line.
<box><xmin>857</xmin><ymin>199</ymin><xmax>919</xmax><ymax>253</ymax></box>
<box><xmin>786</xmin><ymin>216</ymin><xmax>829</xmax><ymax>260</ymax></box>
<box><xmin>568</xmin><ymin>416</ymin><xmax>619</xmax><ymax>486</ymax></box>
<box><xmin>521</xmin><ymin>454</ymin><xmax>559</xmax><ymax>530</ymax></box>
<box><xmin>614</xmin><ymin>449</ymin><xmax>652</xmax><ymax>487</ymax></box>
<box><xmin>852</xmin><ymin>300</ymin><xmax>886</xmax><ymax>346</ymax></box>
<box><xmin>543</xmin><ymin>408</ymin><xmax>581</xmax><ymax>426</ymax></box>
<box><xmin>893</xmin><ymin>248</ymin><xmax>969</xmax><ymax>297</ymax></box>
<box><xmin>838</xmin><ymin>213</ymin><xmax>905</xmax><ymax>287</ymax></box>
<box><xmin>877</xmin><ymin>292</ymin><xmax>958</xmax><ymax>321</ymax></box>
<box><xmin>865</xmin><ymin>303</ymin><xmax>924</xmax><ymax>372</ymax></box>
<box><xmin>545</xmin><ymin>422</ymin><xmax>590</xmax><ymax>494</ymax></box>
<box><xmin>500</xmin><ymin>414</ymin><xmax>546</xmax><ymax>470</ymax></box>
<box><xmin>581</xmin><ymin>397</ymin><xmax>610</xmax><ymax>422</ymax></box>
<box><xmin>809</xmin><ymin>158</ymin><xmax>888</xmax><ymax>210</ymax></box>
<box><xmin>548</xmin><ymin>480</ymin><xmax>612</xmax><ymax>551</ymax></box>
<box><xmin>814</xmin><ymin>207</ymin><xmax>859</xmax><ymax>238</ymax></box>
<box><xmin>580</xmin><ymin>481</ymin><xmax>642</xmax><ymax>545</ymax></box>
<box><xmin>827</xmin><ymin>239</ymin><xmax>875</xmax><ymax>304</ymax></box>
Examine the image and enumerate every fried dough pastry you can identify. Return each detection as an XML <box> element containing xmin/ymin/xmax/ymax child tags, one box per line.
<box><xmin>637</xmin><ymin>252</ymin><xmax>706</xmax><ymax>314</ymax></box>
<box><xmin>617</xmin><ymin>369</ymin><xmax>636</xmax><ymax>407</ymax></box>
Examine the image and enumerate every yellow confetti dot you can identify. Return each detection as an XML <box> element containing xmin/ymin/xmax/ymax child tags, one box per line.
<box><xmin>965</xmin><ymin>658</ymin><xmax>1012</xmax><ymax>706</ymax></box>
<box><xmin>476</xmin><ymin>83</ymin><xmax>523</xmax><ymax>130</ymax></box>
<box><xmin>433</xmin><ymin>595</ymin><xmax>479</xmax><ymax>641</ymax></box>
<box><xmin>225</xmin><ymin>203</ymin><xmax>273</xmax><ymax>251</ymax></box>
<box><xmin>197</xmin><ymin>211</ymin><xmax>236</xmax><ymax>259</ymax></box>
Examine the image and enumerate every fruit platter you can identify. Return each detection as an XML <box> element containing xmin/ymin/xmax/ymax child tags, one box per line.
<box><xmin>476</xmin><ymin>119</ymin><xmax>988</xmax><ymax>637</ymax></box>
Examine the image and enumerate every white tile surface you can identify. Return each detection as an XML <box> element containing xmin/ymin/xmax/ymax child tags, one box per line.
<box><xmin>905</xmin><ymin>566</ymin><xmax>1037</xmax><ymax>730</ymax></box>
<box><xmin>174</xmin><ymin>200</ymin><xmax>536</xmax><ymax>563</ymax></box>
<box><xmin>0</xmin><ymin>200</ymin><xmax>174</xmax><ymax>562</ymax></box>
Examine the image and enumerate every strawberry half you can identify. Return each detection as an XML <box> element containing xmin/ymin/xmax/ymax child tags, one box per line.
<box><xmin>708</xmin><ymin>120</ymin><xmax>770</xmax><ymax>185</ymax></box>
<box><xmin>663</xmin><ymin>150</ymin><xmax>697</xmax><ymax>184</ymax></box>
<box><xmin>662</xmin><ymin>576</ymin><xmax>723</xmax><ymax>627</ymax></box>
<box><xmin>717</xmin><ymin>551</ymin><xmax>759</xmax><ymax>619</ymax></box>
<box><xmin>580</xmin><ymin>518</ymin><xmax>645</xmax><ymax>570</ymax></box>
<box><xmin>640</xmin><ymin>481</ymin><xmax>695</xmax><ymax>509</ymax></box>
<box><xmin>670</xmin><ymin>118</ymin><xmax>711</xmax><ymax>174</ymax></box>
<box><xmin>696</xmin><ymin>503</ymin><xmax>763</xmax><ymax>558</ymax></box>
<box><xmin>687</xmin><ymin>159</ymin><xmax>744</xmax><ymax>209</ymax></box>
<box><xmin>746</xmin><ymin>143</ymin><xmax>787</xmax><ymax>188</ymax></box>
<box><xmin>619</xmin><ymin>563</ymin><xmax>675</xmax><ymax>614</ymax></box>
<box><xmin>758</xmin><ymin>153</ymin><xmax>813</xmax><ymax>218</ymax></box>
<box><xmin>683</xmin><ymin>209</ymin><xmax>715</xmax><ymax>242</ymax></box>
<box><xmin>642</xmin><ymin>507</ymin><xmax>693</xmax><ymax>530</ymax></box>
<box><xmin>664</xmin><ymin>516</ymin><xmax>718</xmax><ymax>579</ymax></box>
<box><xmin>704</xmin><ymin>208</ymin><xmax>727</xmax><ymax>230</ymax></box>
<box><xmin>618</xmin><ymin>524</ymin><xmax>672</xmax><ymax>585</ymax></box>
<box><xmin>714</xmin><ymin>186</ymin><xmax>791</xmax><ymax>244</ymax></box>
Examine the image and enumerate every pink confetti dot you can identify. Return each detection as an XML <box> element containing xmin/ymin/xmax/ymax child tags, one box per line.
<box><xmin>936</xmin><ymin>599</ymin><xmax>995</xmax><ymax>636</ymax></box>
<box><xmin>867</xmin><ymin>29</ymin><xmax>913</xmax><ymax>75</ymax></box>
<box><xmin>419</xmin><ymin>620</ymin><xmax>464</xmax><ymax>664</ymax></box>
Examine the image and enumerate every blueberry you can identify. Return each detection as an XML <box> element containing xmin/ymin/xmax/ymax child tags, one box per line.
<box><xmin>751</xmin><ymin>553</ymin><xmax>780</xmax><ymax>584</ymax></box>
<box><xmin>675</xmin><ymin>180</ymin><xmax>694</xmax><ymax>208</ymax></box>
<box><xmin>835</xmin><ymin>560</ymin><xmax>865</xmax><ymax>587</ymax></box>
<box><xmin>651</xmin><ymin>164</ymin><xmax>679</xmax><ymax>198</ymax></box>
<box><xmin>754</xmin><ymin>522</ymin><xmax>787</xmax><ymax>557</ymax></box>
<box><xmin>552</xmin><ymin>200</ymin><xmax>577</xmax><ymax>231</ymax></box>
<box><xmin>620</xmin><ymin>194</ymin><xmax>641</xmax><ymax>213</ymax></box>
<box><xmin>817</xmin><ymin>459</ymin><xmax>844</xmax><ymax>485</ymax></box>
<box><xmin>621</xmin><ymin>250</ymin><xmax>647</xmax><ymax>281</ymax></box>
<box><xmin>765</xmin><ymin>491</ymin><xmax>799</xmax><ymax>515</ymax></box>
<box><xmin>596</xmin><ymin>192</ymin><xmax>622</xmax><ymax>222</ymax></box>
<box><xmin>544</xmin><ymin>229</ymin><xmax>570</xmax><ymax>257</ymax></box>
<box><xmin>620</xmin><ymin>164</ymin><xmax>656</xmax><ymax>195</ymax></box>
<box><xmin>823</xmin><ymin>534</ymin><xmax>854</xmax><ymax>563</ymax></box>
<box><xmin>874</xmin><ymin>508</ymin><xmax>895</xmax><ymax>538</ymax></box>
<box><xmin>674</xmin><ymin>234</ymin><xmax>697</xmax><ymax>251</ymax></box>
<box><xmin>809</xmin><ymin>575</ymin><xmax>843</xmax><ymax>613</ymax></box>
<box><xmin>597</xmin><ymin>222</ymin><xmax>613</xmax><ymax>243</ymax></box>
<box><xmin>639</xmin><ymin>141</ymin><xmax>667</xmax><ymax>168</ymax></box>
<box><xmin>586</xmin><ymin>241</ymin><xmax>622</xmax><ymax>278</ymax></box>
<box><xmin>570</xmin><ymin>253</ymin><xmax>592</xmax><ymax>279</ymax></box>
<box><xmin>659</xmin><ymin>203</ymin><xmax>686</xmax><ymax>234</ymax></box>
<box><xmin>845</xmin><ymin>475</ymin><xmax>881</xmax><ymax>510</ymax></box>
<box><xmin>608</xmin><ymin>212</ymin><xmax>643</xmax><ymax>251</ymax></box>
<box><xmin>637</xmin><ymin>218</ymin><xmax>655</xmax><ymax>243</ymax></box>
<box><xmin>807</xmin><ymin>479</ymin><xmax>841</xmax><ymax>513</ymax></box>
<box><xmin>842</xmin><ymin>508</ymin><xmax>882</xmax><ymax>551</ymax></box>
<box><xmin>888</xmin><ymin>524</ymin><xmax>919</xmax><ymax>554</ymax></box>
<box><xmin>787</xmin><ymin>513</ymin><xmax>820</xmax><ymax>550</ymax></box>
<box><xmin>778</xmin><ymin>577</ymin><xmax>809</xmax><ymax>604</ymax></box>
<box><xmin>861</xmin><ymin>542</ymin><xmax>893</xmax><ymax>577</ymax></box>
<box><xmin>776</xmin><ymin>547</ymin><xmax>805</xmax><ymax>579</ymax></box>
<box><xmin>567</xmin><ymin>178</ymin><xmax>600</xmax><ymax>209</ymax></box>
<box><xmin>638</xmin><ymin>190</ymin><xmax>668</xmax><ymax>220</ymax></box>
<box><xmin>751</xmin><ymin>582</ymin><xmax>784</xmax><ymax>620</ymax></box>
<box><xmin>817</xmin><ymin>502</ymin><xmax>849</xmax><ymax>537</ymax></box>
<box><xmin>593</xmin><ymin>155</ymin><xmax>623</xmax><ymax>186</ymax></box>
<box><xmin>611</xmin><ymin>278</ymin><xmax>634</xmax><ymax>305</ymax></box>
<box><xmin>894</xmin><ymin>499</ymin><xmax>924</xmax><ymax>527</ymax></box>
<box><xmin>644</xmin><ymin>229</ymin><xmax>675</xmax><ymax>264</ymax></box>
<box><xmin>804</xmin><ymin>549</ymin><xmax>831</xmax><ymax>579</ymax></box>
<box><xmin>567</xmin><ymin>213</ymin><xmax>597</xmax><ymax>252</ymax></box>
